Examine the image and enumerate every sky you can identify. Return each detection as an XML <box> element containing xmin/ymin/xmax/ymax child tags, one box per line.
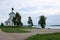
<box><xmin>0</xmin><ymin>0</ymin><xmax>60</xmax><ymax>25</ymax></box>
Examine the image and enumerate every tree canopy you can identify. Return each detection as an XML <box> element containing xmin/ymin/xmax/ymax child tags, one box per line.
<box><xmin>12</xmin><ymin>12</ymin><xmax>23</xmax><ymax>26</ymax></box>
<box><xmin>28</xmin><ymin>16</ymin><xmax>33</xmax><ymax>26</ymax></box>
<box><xmin>38</xmin><ymin>15</ymin><xmax>46</xmax><ymax>28</ymax></box>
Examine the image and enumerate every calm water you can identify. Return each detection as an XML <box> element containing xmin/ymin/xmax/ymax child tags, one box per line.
<box><xmin>32</xmin><ymin>25</ymin><xmax>60</xmax><ymax>29</ymax></box>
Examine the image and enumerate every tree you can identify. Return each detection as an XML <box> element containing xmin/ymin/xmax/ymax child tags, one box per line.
<box><xmin>12</xmin><ymin>12</ymin><xmax>23</xmax><ymax>26</ymax></box>
<box><xmin>38</xmin><ymin>15</ymin><xmax>46</xmax><ymax>28</ymax></box>
<box><xmin>1</xmin><ymin>23</ymin><xmax>4</xmax><ymax>26</ymax></box>
<box><xmin>28</xmin><ymin>16</ymin><xmax>33</xmax><ymax>26</ymax></box>
<box><xmin>12</xmin><ymin>17</ymin><xmax>16</xmax><ymax>25</ymax></box>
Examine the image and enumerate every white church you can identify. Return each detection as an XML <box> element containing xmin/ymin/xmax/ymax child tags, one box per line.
<box><xmin>5</xmin><ymin>8</ymin><xmax>15</xmax><ymax>26</ymax></box>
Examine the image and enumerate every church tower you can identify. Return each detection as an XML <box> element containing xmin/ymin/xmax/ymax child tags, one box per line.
<box><xmin>5</xmin><ymin>8</ymin><xmax>15</xmax><ymax>26</ymax></box>
<box><xmin>9</xmin><ymin>8</ymin><xmax>15</xmax><ymax>20</ymax></box>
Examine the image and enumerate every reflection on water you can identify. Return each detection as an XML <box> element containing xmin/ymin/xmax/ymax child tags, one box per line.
<box><xmin>32</xmin><ymin>25</ymin><xmax>60</xmax><ymax>29</ymax></box>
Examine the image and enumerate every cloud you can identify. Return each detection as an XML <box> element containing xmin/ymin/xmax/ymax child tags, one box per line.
<box><xmin>0</xmin><ymin>0</ymin><xmax>60</xmax><ymax>25</ymax></box>
<box><xmin>46</xmin><ymin>14</ymin><xmax>60</xmax><ymax>25</ymax></box>
<box><xmin>19</xmin><ymin>6</ymin><xmax>37</xmax><ymax>12</ymax></box>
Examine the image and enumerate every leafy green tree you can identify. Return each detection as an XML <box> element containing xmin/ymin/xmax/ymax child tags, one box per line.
<box><xmin>1</xmin><ymin>23</ymin><xmax>4</xmax><ymax>26</ymax></box>
<box><xmin>28</xmin><ymin>16</ymin><xmax>33</xmax><ymax>26</ymax></box>
<box><xmin>12</xmin><ymin>12</ymin><xmax>23</xmax><ymax>26</ymax></box>
<box><xmin>38</xmin><ymin>15</ymin><xmax>46</xmax><ymax>28</ymax></box>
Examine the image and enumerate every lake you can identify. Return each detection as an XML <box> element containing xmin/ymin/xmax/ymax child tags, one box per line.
<box><xmin>32</xmin><ymin>25</ymin><xmax>60</xmax><ymax>29</ymax></box>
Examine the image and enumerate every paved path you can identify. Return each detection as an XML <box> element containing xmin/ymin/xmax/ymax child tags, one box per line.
<box><xmin>0</xmin><ymin>29</ymin><xmax>60</xmax><ymax>40</ymax></box>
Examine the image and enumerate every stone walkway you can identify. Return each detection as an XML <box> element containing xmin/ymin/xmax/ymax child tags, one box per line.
<box><xmin>0</xmin><ymin>29</ymin><xmax>60</xmax><ymax>40</ymax></box>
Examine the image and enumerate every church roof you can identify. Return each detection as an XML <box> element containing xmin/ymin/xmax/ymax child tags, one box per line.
<box><xmin>5</xmin><ymin>20</ymin><xmax>10</xmax><ymax>23</ymax></box>
<box><xmin>9</xmin><ymin>11</ymin><xmax>15</xmax><ymax>15</ymax></box>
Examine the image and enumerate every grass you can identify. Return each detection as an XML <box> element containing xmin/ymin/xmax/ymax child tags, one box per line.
<box><xmin>25</xmin><ymin>32</ymin><xmax>60</xmax><ymax>40</ymax></box>
<box><xmin>0</xmin><ymin>26</ymin><xmax>35</xmax><ymax>33</ymax></box>
<box><xmin>0</xmin><ymin>26</ymin><xmax>26</xmax><ymax>28</ymax></box>
<box><xmin>1</xmin><ymin>28</ymin><xmax>30</xmax><ymax>33</ymax></box>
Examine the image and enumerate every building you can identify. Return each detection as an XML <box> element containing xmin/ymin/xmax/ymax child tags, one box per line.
<box><xmin>5</xmin><ymin>8</ymin><xmax>15</xmax><ymax>26</ymax></box>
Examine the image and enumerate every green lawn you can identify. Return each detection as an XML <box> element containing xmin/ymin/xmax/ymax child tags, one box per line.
<box><xmin>25</xmin><ymin>33</ymin><xmax>60</xmax><ymax>40</ymax></box>
<box><xmin>1</xmin><ymin>28</ymin><xmax>30</xmax><ymax>33</ymax></box>
<box><xmin>0</xmin><ymin>26</ymin><xmax>35</xmax><ymax>33</ymax></box>
<box><xmin>0</xmin><ymin>26</ymin><xmax>25</xmax><ymax>28</ymax></box>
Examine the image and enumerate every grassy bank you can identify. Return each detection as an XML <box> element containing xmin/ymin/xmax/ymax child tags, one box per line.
<box><xmin>0</xmin><ymin>26</ymin><xmax>29</xmax><ymax>33</ymax></box>
<box><xmin>25</xmin><ymin>32</ymin><xmax>60</xmax><ymax>40</ymax></box>
<box><xmin>0</xmin><ymin>26</ymin><xmax>34</xmax><ymax>33</ymax></box>
<box><xmin>1</xmin><ymin>27</ymin><xmax>30</xmax><ymax>33</ymax></box>
<box><xmin>0</xmin><ymin>26</ymin><xmax>25</xmax><ymax>28</ymax></box>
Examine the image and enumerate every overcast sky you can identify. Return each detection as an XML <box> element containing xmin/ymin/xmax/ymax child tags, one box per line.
<box><xmin>0</xmin><ymin>0</ymin><xmax>60</xmax><ymax>25</ymax></box>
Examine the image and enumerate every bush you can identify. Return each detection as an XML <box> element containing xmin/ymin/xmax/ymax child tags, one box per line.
<box><xmin>1</xmin><ymin>23</ymin><xmax>4</xmax><ymax>26</ymax></box>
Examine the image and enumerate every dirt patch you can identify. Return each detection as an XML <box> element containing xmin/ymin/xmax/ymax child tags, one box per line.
<box><xmin>0</xmin><ymin>29</ymin><xmax>60</xmax><ymax>40</ymax></box>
